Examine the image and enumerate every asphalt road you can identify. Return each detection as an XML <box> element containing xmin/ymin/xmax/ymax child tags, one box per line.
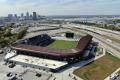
<box><xmin>80</xmin><ymin>29</ymin><xmax>120</xmax><ymax>58</ymax></box>
<box><xmin>63</xmin><ymin>24</ymin><xmax>120</xmax><ymax>58</ymax></box>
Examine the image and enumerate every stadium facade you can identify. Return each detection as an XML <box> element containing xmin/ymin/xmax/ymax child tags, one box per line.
<box><xmin>5</xmin><ymin>34</ymin><xmax>93</xmax><ymax>72</ymax></box>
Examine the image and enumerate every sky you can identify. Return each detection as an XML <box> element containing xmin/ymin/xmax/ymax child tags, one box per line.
<box><xmin>0</xmin><ymin>0</ymin><xmax>120</xmax><ymax>16</ymax></box>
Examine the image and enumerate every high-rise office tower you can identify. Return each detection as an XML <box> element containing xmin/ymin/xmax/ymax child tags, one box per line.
<box><xmin>21</xmin><ymin>13</ymin><xmax>24</xmax><ymax>18</ymax></box>
<box><xmin>26</xmin><ymin>12</ymin><xmax>30</xmax><ymax>19</ymax></box>
<box><xmin>33</xmin><ymin>12</ymin><xmax>37</xmax><ymax>20</ymax></box>
<box><xmin>14</xmin><ymin>14</ymin><xmax>17</xmax><ymax>18</ymax></box>
<box><xmin>8</xmin><ymin>14</ymin><xmax>13</xmax><ymax>21</ymax></box>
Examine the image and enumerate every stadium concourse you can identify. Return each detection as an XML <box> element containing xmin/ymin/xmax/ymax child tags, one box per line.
<box><xmin>4</xmin><ymin>34</ymin><xmax>93</xmax><ymax>72</ymax></box>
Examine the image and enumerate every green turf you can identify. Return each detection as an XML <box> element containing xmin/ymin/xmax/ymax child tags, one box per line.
<box><xmin>73</xmin><ymin>53</ymin><xmax>120</xmax><ymax>80</ymax></box>
<box><xmin>47</xmin><ymin>40</ymin><xmax>78</xmax><ymax>49</ymax></box>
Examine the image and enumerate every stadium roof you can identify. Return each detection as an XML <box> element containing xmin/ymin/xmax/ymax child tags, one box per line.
<box><xmin>11</xmin><ymin>35</ymin><xmax>93</xmax><ymax>58</ymax></box>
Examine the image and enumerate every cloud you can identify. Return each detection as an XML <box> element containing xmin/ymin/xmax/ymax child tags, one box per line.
<box><xmin>0</xmin><ymin>0</ymin><xmax>120</xmax><ymax>16</ymax></box>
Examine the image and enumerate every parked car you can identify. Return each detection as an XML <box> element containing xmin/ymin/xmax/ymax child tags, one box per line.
<box><xmin>8</xmin><ymin>63</ymin><xmax>16</xmax><ymax>68</ymax></box>
<box><xmin>36</xmin><ymin>73</ymin><xmax>42</xmax><ymax>77</ymax></box>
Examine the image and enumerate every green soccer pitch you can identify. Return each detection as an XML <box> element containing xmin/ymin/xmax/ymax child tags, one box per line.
<box><xmin>47</xmin><ymin>40</ymin><xmax>78</xmax><ymax>49</ymax></box>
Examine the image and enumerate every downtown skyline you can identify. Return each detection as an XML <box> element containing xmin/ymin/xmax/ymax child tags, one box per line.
<box><xmin>0</xmin><ymin>0</ymin><xmax>120</xmax><ymax>16</ymax></box>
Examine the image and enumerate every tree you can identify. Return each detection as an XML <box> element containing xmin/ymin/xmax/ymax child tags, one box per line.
<box><xmin>4</xmin><ymin>27</ymin><xmax>12</xmax><ymax>37</ymax></box>
<box><xmin>17</xmin><ymin>27</ymin><xmax>28</xmax><ymax>39</ymax></box>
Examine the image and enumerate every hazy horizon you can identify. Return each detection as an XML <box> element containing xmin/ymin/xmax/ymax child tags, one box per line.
<box><xmin>0</xmin><ymin>0</ymin><xmax>120</xmax><ymax>16</ymax></box>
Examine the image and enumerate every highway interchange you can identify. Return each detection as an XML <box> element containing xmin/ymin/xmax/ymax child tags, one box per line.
<box><xmin>63</xmin><ymin>23</ymin><xmax>120</xmax><ymax>58</ymax></box>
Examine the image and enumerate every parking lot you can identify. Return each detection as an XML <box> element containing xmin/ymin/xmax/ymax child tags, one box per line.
<box><xmin>0</xmin><ymin>61</ymin><xmax>52</xmax><ymax>80</ymax></box>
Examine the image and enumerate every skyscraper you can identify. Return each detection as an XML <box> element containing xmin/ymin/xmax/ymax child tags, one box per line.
<box><xmin>26</xmin><ymin>12</ymin><xmax>29</xmax><ymax>20</ymax></box>
<box><xmin>21</xmin><ymin>13</ymin><xmax>24</xmax><ymax>18</ymax></box>
<box><xmin>14</xmin><ymin>14</ymin><xmax>17</xmax><ymax>18</ymax></box>
<box><xmin>8</xmin><ymin>14</ymin><xmax>13</xmax><ymax>21</ymax></box>
<box><xmin>33</xmin><ymin>12</ymin><xmax>37</xmax><ymax>20</ymax></box>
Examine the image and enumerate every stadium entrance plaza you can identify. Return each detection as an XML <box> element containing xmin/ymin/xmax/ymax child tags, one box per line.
<box><xmin>8</xmin><ymin>54</ymin><xmax>68</xmax><ymax>70</ymax></box>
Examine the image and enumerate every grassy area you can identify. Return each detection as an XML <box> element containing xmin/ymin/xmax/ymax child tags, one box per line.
<box><xmin>95</xmin><ymin>47</ymin><xmax>103</xmax><ymax>55</ymax></box>
<box><xmin>73</xmin><ymin>53</ymin><xmax>120</xmax><ymax>80</ymax></box>
<box><xmin>47</xmin><ymin>40</ymin><xmax>78</xmax><ymax>49</ymax></box>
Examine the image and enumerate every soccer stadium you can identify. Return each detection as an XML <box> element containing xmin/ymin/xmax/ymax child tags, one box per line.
<box><xmin>4</xmin><ymin>32</ymin><xmax>93</xmax><ymax>72</ymax></box>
